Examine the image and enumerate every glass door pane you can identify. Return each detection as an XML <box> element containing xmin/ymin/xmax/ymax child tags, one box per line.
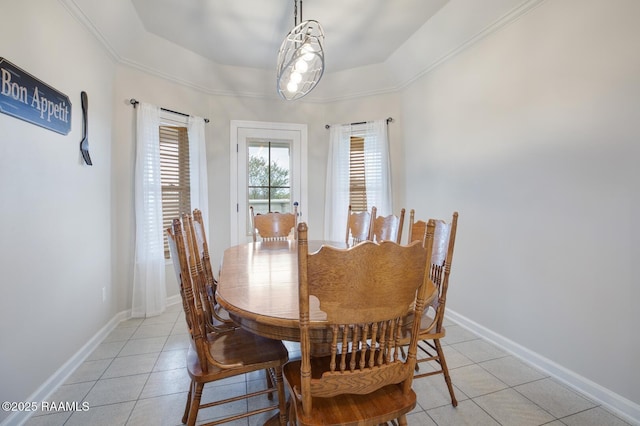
<box><xmin>247</xmin><ymin>140</ymin><xmax>292</xmax><ymax>234</ymax></box>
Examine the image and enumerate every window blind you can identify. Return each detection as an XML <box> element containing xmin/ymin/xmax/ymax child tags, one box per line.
<box><xmin>160</xmin><ymin>125</ymin><xmax>191</xmax><ymax>258</ymax></box>
<box><xmin>349</xmin><ymin>136</ymin><xmax>368</xmax><ymax>212</ymax></box>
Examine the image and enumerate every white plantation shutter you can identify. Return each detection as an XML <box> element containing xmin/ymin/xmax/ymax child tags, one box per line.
<box><xmin>349</xmin><ymin>136</ymin><xmax>367</xmax><ymax>212</ymax></box>
<box><xmin>159</xmin><ymin>125</ymin><xmax>191</xmax><ymax>258</ymax></box>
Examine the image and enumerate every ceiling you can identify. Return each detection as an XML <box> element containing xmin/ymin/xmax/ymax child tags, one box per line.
<box><xmin>129</xmin><ymin>0</ymin><xmax>449</xmax><ymax>73</ymax></box>
<box><xmin>65</xmin><ymin>0</ymin><xmax>538</xmax><ymax>99</ymax></box>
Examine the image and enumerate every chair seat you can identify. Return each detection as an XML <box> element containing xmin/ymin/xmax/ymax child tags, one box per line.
<box><xmin>400</xmin><ymin>313</ymin><xmax>446</xmax><ymax>343</ymax></box>
<box><xmin>187</xmin><ymin>328</ymin><xmax>289</xmax><ymax>382</ymax></box>
<box><xmin>283</xmin><ymin>358</ymin><xmax>417</xmax><ymax>426</ymax></box>
<box><xmin>417</xmin><ymin>314</ymin><xmax>445</xmax><ymax>339</ymax></box>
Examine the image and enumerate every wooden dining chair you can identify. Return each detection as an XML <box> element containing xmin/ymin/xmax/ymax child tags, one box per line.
<box><xmin>407</xmin><ymin>208</ymin><xmax>428</xmax><ymax>245</ymax></box>
<box><xmin>401</xmin><ymin>211</ymin><xmax>459</xmax><ymax>407</ymax></box>
<box><xmin>167</xmin><ymin>217</ymin><xmax>289</xmax><ymax>426</ymax></box>
<box><xmin>371</xmin><ymin>207</ymin><xmax>405</xmax><ymax>244</ymax></box>
<box><xmin>345</xmin><ymin>204</ymin><xmax>373</xmax><ymax>246</ymax></box>
<box><xmin>250</xmin><ymin>205</ymin><xmax>298</xmax><ymax>242</ymax></box>
<box><xmin>284</xmin><ymin>221</ymin><xmax>436</xmax><ymax>426</ymax></box>
<box><xmin>190</xmin><ymin>209</ymin><xmax>236</xmax><ymax>332</ymax></box>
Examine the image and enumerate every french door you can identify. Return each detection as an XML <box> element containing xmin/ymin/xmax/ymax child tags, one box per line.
<box><xmin>230</xmin><ymin>121</ymin><xmax>308</xmax><ymax>244</ymax></box>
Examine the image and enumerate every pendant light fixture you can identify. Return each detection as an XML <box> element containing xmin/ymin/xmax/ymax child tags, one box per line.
<box><xmin>276</xmin><ymin>0</ymin><xmax>325</xmax><ymax>100</ymax></box>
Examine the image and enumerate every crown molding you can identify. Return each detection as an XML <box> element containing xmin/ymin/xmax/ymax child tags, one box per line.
<box><xmin>392</xmin><ymin>0</ymin><xmax>547</xmax><ymax>93</ymax></box>
<box><xmin>58</xmin><ymin>0</ymin><xmax>121</xmax><ymax>63</ymax></box>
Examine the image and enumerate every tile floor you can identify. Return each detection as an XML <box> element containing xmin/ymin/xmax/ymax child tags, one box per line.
<box><xmin>25</xmin><ymin>303</ymin><xmax>631</xmax><ymax>426</ymax></box>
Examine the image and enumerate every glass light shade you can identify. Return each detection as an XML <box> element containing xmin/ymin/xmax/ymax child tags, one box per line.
<box><xmin>276</xmin><ymin>20</ymin><xmax>325</xmax><ymax>101</ymax></box>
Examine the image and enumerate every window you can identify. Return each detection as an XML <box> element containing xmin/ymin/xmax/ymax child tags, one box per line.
<box><xmin>160</xmin><ymin>125</ymin><xmax>191</xmax><ymax>258</ymax></box>
<box><xmin>324</xmin><ymin>120</ymin><xmax>391</xmax><ymax>242</ymax></box>
<box><xmin>248</xmin><ymin>140</ymin><xmax>291</xmax><ymax>216</ymax></box>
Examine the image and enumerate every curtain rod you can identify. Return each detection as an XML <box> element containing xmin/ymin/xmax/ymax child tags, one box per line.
<box><xmin>324</xmin><ymin>117</ymin><xmax>393</xmax><ymax>129</ymax></box>
<box><xmin>129</xmin><ymin>99</ymin><xmax>210</xmax><ymax>123</ymax></box>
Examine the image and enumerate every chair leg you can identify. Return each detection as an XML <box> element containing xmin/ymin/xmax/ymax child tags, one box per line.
<box><xmin>274</xmin><ymin>366</ymin><xmax>288</xmax><ymax>426</ymax></box>
<box><xmin>265</xmin><ymin>368</ymin><xmax>274</xmax><ymax>400</ymax></box>
<box><xmin>186</xmin><ymin>382</ymin><xmax>204</xmax><ymax>426</ymax></box>
<box><xmin>434</xmin><ymin>339</ymin><xmax>457</xmax><ymax>407</ymax></box>
<box><xmin>397</xmin><ymin>414</ymin><xmax>408</xmax><ymax>426</ymax></box>
<box><xmin>288</xmin><ymin>397</ymin><xmax>296</xmax><ymax>426</ymax></box>
<box><xmin>182</xmin><ymin>380</ymin><xmax>194</xmax><ymax>424</ymax></box>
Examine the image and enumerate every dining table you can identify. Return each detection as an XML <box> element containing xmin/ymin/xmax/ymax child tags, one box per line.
<box><xmin>216</xmin><ymin>239</ymin><xmax>350</xmax><ymax>344</ymax></box>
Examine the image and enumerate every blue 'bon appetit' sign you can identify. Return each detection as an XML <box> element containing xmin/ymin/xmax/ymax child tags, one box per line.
<box><xmin>0</xmin><ymin>57</ymin><xmax>71</xmax><ymax>135</ymax></box>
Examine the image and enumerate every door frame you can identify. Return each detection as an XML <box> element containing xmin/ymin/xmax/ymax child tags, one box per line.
<box><xmin>230</xmin><ymin>120</ymin><xmax>308</xmax><ymax>245</ymax></box>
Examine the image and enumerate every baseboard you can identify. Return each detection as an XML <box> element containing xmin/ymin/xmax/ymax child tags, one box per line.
<box><xmin>446</xmin><ymin>309</ymin><xmax>640</xmax><ymax>426</ymax></box>
<box><xmin>1</xmin><ymin>298</ymin><xmax>183</xmax><ymax>426</ymax></box>
<box><xmin>166</xmin><ymin>293</ymin><xmax>181</xmax><ymax>307</ymax></box>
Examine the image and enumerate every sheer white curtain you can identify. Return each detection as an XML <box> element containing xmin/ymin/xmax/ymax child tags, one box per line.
<box><xmin>323</xmin><ymin>119</ymin><xmax>392</xmax><ymax>242</ymax></box>
<box><xmin>363</xmin><ymin>120</ymin><xmax>392</xmax><ymax>216</ymax></box>
<box><xmin>324</xmin><ymin>124</ymin><xmax>352</xmax><ymax>242</ymax></box>
<box><xmin>188</xmin><ymin>116</ymin><xmax>209</xmax><ymax>240</ymax></box>
<box><xmin>132</xmin><ymin>103</ymin><xmax>166</xmax><ymax>318</ymax></box>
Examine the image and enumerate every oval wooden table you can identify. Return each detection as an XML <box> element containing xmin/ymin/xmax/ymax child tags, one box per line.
<box><xmin>216</xmin><ymin>239</ymin><xmax>347</xmax><ymax>344</ymax></box>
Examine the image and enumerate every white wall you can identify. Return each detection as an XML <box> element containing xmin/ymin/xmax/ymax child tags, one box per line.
<box><xmin>0</xmin><ymin>1</ymin><xmax>116</xmax><ymax>422</ymax></box>
<box><xmin>3</xmin><ymin>0</ymin><xmax>639</xmax><ymax>424</ymax></box>
<box><xmin>402</xmin><ymin>0</ymin><xmax>639</xmax><ymax>411</ymax></box>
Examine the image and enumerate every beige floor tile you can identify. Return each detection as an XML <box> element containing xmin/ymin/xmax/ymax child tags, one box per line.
<box><xmin>119</xmin><ymin>336</ymin><xmax>168</xmax><ymax>357</ymax></box>
<box><xmin>103</xmin><ymin>327</ymin><xmax>138</xmax><ymax>343</ymax></box>
<box><xmin>83</xmin><ymin>374</ymin><xmax>148</xmax><ymax>406</ymax></box>
<box><xmin>139</xmin><ymin>368</ymin><xmax>190</xmax><ymax>399</ymax></box>
<box><xmin>441</xmin><ymin>324</ymin><xmax>479</xmax><ymax>345</ymax></box>
<box><xmin>102</xmin><ymin>353</ymin><xmax>159</xmax><ymax>379</ymax></box>
<box><xmin>163</xmin><ymin>333</ymin><xmax>190</xmax><ymax>351</ymax></box>
<box><xmin>127</xmin><ymin>393</ymin><xmax>188</xmax><ymax>426</ymax></box>
<box><xmin>474</xmin><ymin>388</ymin><xmax>555</xmax><ymax>426</ymax></box>
<box><xmin>153</xmin><ymin>348</ymin><xmax>187</xmax><ymax>372</ymax></box>
<box><xmin>449</xmin><ymin>364</ymin><xmax>509</xmax><ymax>398</ymax></box>
<box><xmin>64</xmin><ymin>359</ymin><xmax>111</xmax><ymax>384</ymax></box>
<box><xmin>407</xmin><ymin>410</ymin><xmax>438</xmax><ymax>426</ymax></box>
<box><xmin>413</xmin><ymin>373</ymin><xmax>468</xmax><ymax>410</ymax></box>
<box><xmin>141</xmin><ymin>310</ymin><xmax>180</xmax><ymax>326</ymax></box>
<box><xmin>23</xmin><ymin>411</ymin><xmax>71</xmax><ymax>426</ymax></box>
<box><xmin>86</xmin><ymin>340</ymin><xmax>126</xmax><ymax>361</ymax></box>
<box><xmin>65</xmin><ymin>401</ymin><xmax>135</xmax><ymax>426</ymax></box>
<box><xmin>131</xmin><ymin>323</ymin><xmax>175</xmax><ymax>340</ymax></box>
<box><xmin>450</xmin><ymin>339</ymin><xmax>507</xmax><ymax>363</ymax></box>
<box><xmin>436</xmin><ymin>344</ymin><xmax>476</xmax><ymax>369</ymax></box>
<box><xmin>428</xmin><ymin>399</ymin><xmax>501</xmax><ymax>426</ymax></box>
<box><xmin>560</xmin><ymin>407</ymin><xmax>632</xmax><ymax>426</ymax></box>
<box><xmin>480</xmin><ymin>355</ymin><xmax>547</xmax><ymax>387</ymax></box>
<box><xmin>515</xmin><ymin>378</ymin><xmax>596</xmax><ymax>418</ymax></box>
